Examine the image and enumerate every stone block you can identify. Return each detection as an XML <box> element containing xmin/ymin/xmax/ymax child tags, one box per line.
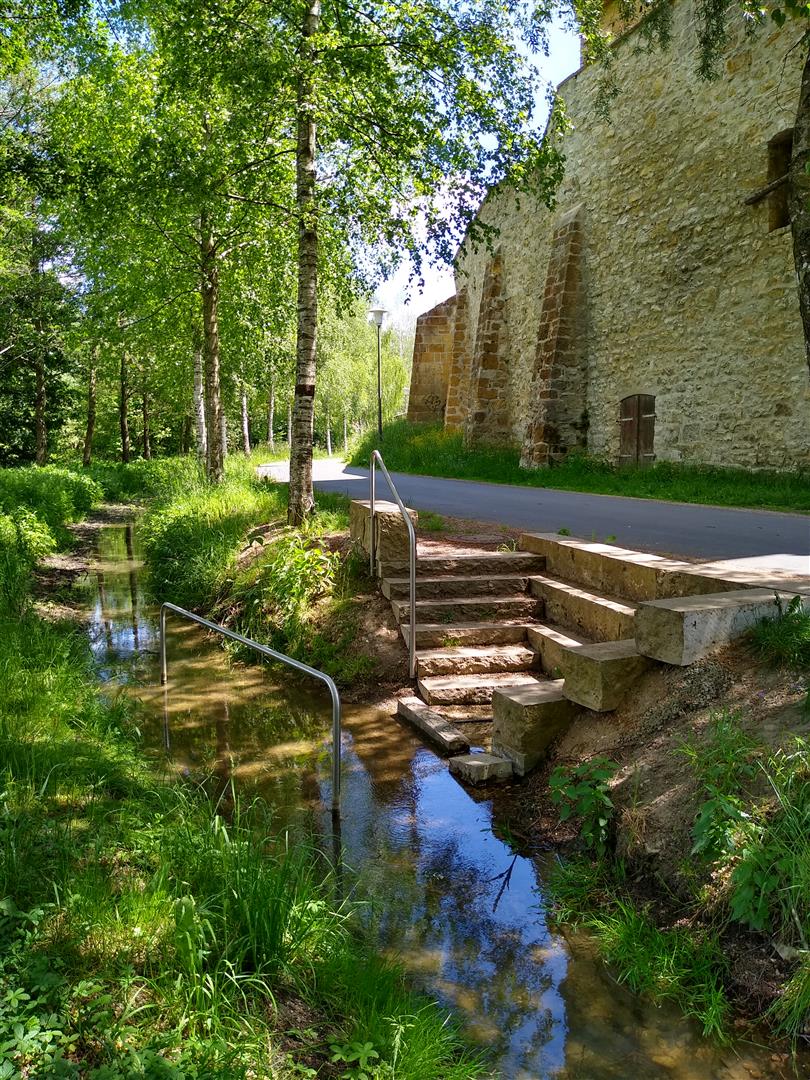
<box><xmin>491</xmin><ymin>680</ymin><xmax>578</xmax><ymax>774</ymax></box>
<box><xmin>397</xmin><ymin>697</ymin><xmax>469</xmax><ymax>755</ymax></box>
<box><xmin>634</xmin><ymin>590</ymin><xmax>810</xmax><ymax>666</ymax></box>
<box><xmin>449</xmin><ymin>753</ymin><xmax>514</xmax><ymax>784</ymax></box>
<box><xmin>561</xmin><ymin>639</ymin><xmax>652</xmax><ymax>711</ymax></box>
<box><xmin>349</xmin><ymin>499</ymin><xmax>418</xmax><ymax>576</ymax></box>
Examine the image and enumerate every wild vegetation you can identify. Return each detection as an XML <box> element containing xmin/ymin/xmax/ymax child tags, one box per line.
<box><xmin>350</xmin><ymin>421</ymin><xmax>810</xmax><ymax>513</ymax></box>
<box><xmin>0</xmin><ymin>464</ymin><xmax>484</xmax><ymax>1078</ymax></box>
<box><xmin>544</xmin><ymin>612</ymin><xmax>810</xmax><ymax>1045</ymax></box>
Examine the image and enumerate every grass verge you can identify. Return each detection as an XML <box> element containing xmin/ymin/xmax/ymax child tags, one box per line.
<box><xmin>349</xmin><ymin>421</ymin><xmax>810</xmax><ymax>514</ymax></box>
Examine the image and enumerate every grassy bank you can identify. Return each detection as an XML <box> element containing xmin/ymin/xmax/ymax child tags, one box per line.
<box><xmin>136</xmin><ymin>455</ymin><xmax>376</xmax><ymax>686</ymax></box>
<box><xmin>0</xmin><ymin>466</ymin><xmax>483</xmax><ymax>1078</ymax></box>
<box><xmin>349</xmin><ymin>421</ymin><xmax>810</xmax><ymax>514</ymax></box>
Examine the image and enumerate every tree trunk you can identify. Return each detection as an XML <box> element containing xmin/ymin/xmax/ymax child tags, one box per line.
<box><xmin>120</xmin><ymin>351</ymin><xmax>130</xmax><ymax>464</ymax></box>
<box><xmin>30</xmin><ymin>242</ymin><xmax>47</xmax><ymax>465</ymax></box>
<box><xmin>268</xmin><ymin>383</ymin><xmax>275</xmax><ymax>450</ymax></box>
<box><xmin>34</xmin><ymin>356</ymin><xmax>47</xmax><ymax>465</ymax></box>
<box><xmin>180</xmin><ymin>415</ymin><xmax>192</xmax><ymax>454</ymax></box>
<box><xmin>241</xmin><ymin>382</ymin><xmax>251</xmax><ymax>455</ymax></box>
<box><xmin>325</xmin><ymin>408</ymin><xmax>332</xmax><ymax>456</ymax></box>
<box><xmin>288</xmin><ymin>0</ymin><xmax>321</xmax><ymax>525</ymax></box>
<box><xmin>790</xmin><ymin>42</ymin><xmax>810</xmax><ymax>379</ymax></box>
<box><xmin>83</xmin><ymin>350</ymin><xmax>97</xmax><ymax>467</ymax></box>
<box><xmin>142</xmin><ymin>389</ymin><xmax>151</xmax><ymax>459</ymax></box>
<box><xmin>193</xmin><ymin>333</ymin><xmax>207</xmax><ymax>460</ymax></box>
<box><xmin>200</xmin><ymin>210</ymin><xmax>224</xmax><ymax>481</ymax></box>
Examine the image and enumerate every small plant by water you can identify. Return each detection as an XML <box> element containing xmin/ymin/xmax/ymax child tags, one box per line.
<box><xmin>748</xmin><ymin>594</ymin><xmax>810</xmax><ymax>670</ymax></box>
<box><xmin>549</xmin><ymin>757</ymin><xmax>618</xmax><ymax>856</ymax></box>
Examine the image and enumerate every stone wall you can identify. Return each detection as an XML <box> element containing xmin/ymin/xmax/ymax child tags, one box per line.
<box><xmin>406</xmin><ymin>0</ymin><xmax>810</xmax><ymax>470</ymax></box>
<box><xmin>406</xmin><ymin>294</ymin><xmax>456</xmax><ymax>423</ymax></box>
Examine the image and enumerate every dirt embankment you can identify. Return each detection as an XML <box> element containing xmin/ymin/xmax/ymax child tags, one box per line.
<box><xmin>491</xmin><ymin>643</ymin><xmax>809</xmax><ymax>1024</ymax></box>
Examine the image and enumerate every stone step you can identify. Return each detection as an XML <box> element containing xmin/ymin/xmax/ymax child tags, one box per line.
<box><xmin>416</xmin><ymin>643</ymin><xmax>537</xmax><ymax>678</ymax></box>
<box><xmin>402</xmin><ymin>622</ymin><xmax>530</xmax><ymax>649</ymax></box>
<box><xmin>491</xmin><ymin>679</ymin><xmax>579</xmax><ymax>775</ymax></box>
<box><xmin>527</xmin><ymin>622</ymin><xmax>590</xmax><ymax>677</ymax></box>
<box><xmin>635</xmin><ymin>589</ymin><xmax>810</xmax><ymax>666</ymax></box>
<box><xmin>529</xmin><ymin>574</ymin><xmax>636</xmax><ymax>641</ymax></box>
<box><xmin>417</xmin><ymin>671</ymin><xmax>545</xmax><ymax>706</ymax></box>
<box><xmin>394</xmin><ymin>594</ymin><xmax>539</xmax><ymax>625</ymax></box>
<box><xmin>382</xmin><ymin>573</ymin><xmax>529</xmax><ymax>601</ymax></box>
<box><xmin>449</xmin><ymin>752</ymin><xmax>514</xmax><ymax>784</ymax></box>
<box><xmin>396</xmin><ymin>696</ymin><xmax>470</xmax><ymax>754</ymax></box>
<box><xmin>560</xmin><ymin>639</ymin><xmax>652</xmax><ymax>712</ymax></box>
<box><xmin>519</xmin><ymin>532</ymin><xmax>765</xmax><ymax>601</ymax></box>
<box><xmin>527</xmin><ymin>623</ymin><xmax>650</xmax><ymax>711</ymax></box>
<box><xmin>414</xmin><ymin>552</ymin><xmax>546</xmax><ymax>576</ymax></box>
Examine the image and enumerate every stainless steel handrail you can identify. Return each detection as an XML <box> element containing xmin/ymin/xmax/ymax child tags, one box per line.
<box><xmin>159</xmin><ymin>602</ymin><xmax>341</xmax><ymax>817</ymax></box>
<box><xmin>369</xmin><ymin>451</ymin><xmax>416</xmax><ymax>679</ymax></box>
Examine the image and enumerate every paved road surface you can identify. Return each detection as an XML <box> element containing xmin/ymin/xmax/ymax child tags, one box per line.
<box><xmin>261</xmin><ymin>460</ymin><xmax>810</xmax><ymax>560</ymax></box>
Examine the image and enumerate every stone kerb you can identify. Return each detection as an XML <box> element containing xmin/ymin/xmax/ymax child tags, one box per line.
<box><xmin>349</xmin><ymin>499</ymin><xmax>418</xmax><ymax>576</ymax></box>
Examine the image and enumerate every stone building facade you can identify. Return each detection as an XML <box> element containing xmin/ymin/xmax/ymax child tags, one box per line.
<box><xmin>406</xmin><ymin>0</ymin><xmax>810</xmax><ymax>470</ymax></box>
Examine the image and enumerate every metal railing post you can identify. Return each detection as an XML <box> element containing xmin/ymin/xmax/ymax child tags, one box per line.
<box><xmin>159</xmin><ymin>602</ymin><xmax>342</xmax><ymax>817</ymax></box>
<box><xmin>369</xmin><ymin>451</ymin><xmax>417</xmax><ymax>680</ymax></box>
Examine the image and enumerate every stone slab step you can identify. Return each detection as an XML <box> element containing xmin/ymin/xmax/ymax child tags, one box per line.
<box><xmin>449</xmin><ymin>752</ymin><xmax>514</xmax><ymax>784</ymax></box>
<box><xmin>402</xmin><ymin>622</ymin><xmax>530</xmax><ymax>649</ymax></box>
<box><xmin>635</xmin><ymin>589</ymin><xmax>810</xmax><ymax>666</ymax></box>
<box><xmin>561</xmin><ymin>638</ymin><xmax>652</xmax><ymax>712</ymax></box>
<box><xmin>396</xmin><ymin>696</ymin><xmax>470</xmax><ymax>754</ymax></box>
<box><xmin>529</xmin><ymin>574</ymin><xmax>636</xmax><ymax>641</ymax></box>
<box><xmin>416</xmin><ymin>643</ymin><xmax>536</xmax><ymax>678</ymax></box>
<box><xmin>527</xmin><ymin>623</ymin><xmax>650</xmax><ymax>711</ymax></box>
<box><xmin>527</xmin><ymin>622</ymin><xmax>590</xmax><ymax>677</ymax></box>
<box><xmin>382</xmin><ymin>573</ymin><xmax>529</xmax><ymax>601</ymax></box>
<box><xmin>394</xmin><ymin>594</ymin><xmax>539</xmax><ymax>625</ymax></box>
<box><xmin>492</xmin><ymin>679</ymin><xmax>579</xmax><ymax>775</ymax></box>
<box><xmin>413</xmin><ymin>552</ymin><xmax>546</xmax><ymax>576</ymax></box>
<box><xmin>417</xmin><ymin>671</ymin><xmax>545</xmax><ymax>706</ymax></box>
<box><xmin>519</xmin><ymin>532</ymin><xmax>769</xmax><ymax>602</ymax></box>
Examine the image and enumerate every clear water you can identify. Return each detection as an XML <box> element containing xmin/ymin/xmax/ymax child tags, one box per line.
<box><xmin>76</xmin><ymin>523</ymin><xmax>805</xmax><ymax>1080</ymax></box>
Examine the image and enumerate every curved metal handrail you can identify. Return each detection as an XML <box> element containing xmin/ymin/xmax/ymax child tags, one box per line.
<box><xmin>369</xmin><ymin>451</ymin><xmax>417</xmax><ymax>679</ymax></box>
<box><xmin>159</xmin><ymin>602</ymin><xmax>341</xmax><ymax>817</ymax></box>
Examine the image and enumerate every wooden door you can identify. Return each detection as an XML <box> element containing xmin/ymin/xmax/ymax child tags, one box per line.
<box><xmin>618</xmin><ymin>394</ymin><xmax>655</xmax><ymax>466</ymax></box>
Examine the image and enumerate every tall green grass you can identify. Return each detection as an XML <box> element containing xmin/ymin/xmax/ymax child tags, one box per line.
<box><xmin>0</xmin><ymin>464</ymin><xmax>103</xmax><ymax>543</ymax></box>
<box><xmin>350</xmin><ymin>420</ymin><xmax>810</xmax><ymax>513</ymax></box>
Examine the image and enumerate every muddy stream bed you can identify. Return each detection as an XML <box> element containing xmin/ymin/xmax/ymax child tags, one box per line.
<box><xmin>73</xmin><ymin>522</ymin><xmax>802</xmax><ymax>1080</ymax></box>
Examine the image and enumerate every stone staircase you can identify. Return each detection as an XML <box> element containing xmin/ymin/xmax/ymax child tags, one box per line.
<box><xmin>349</xmin><ymin>498</ymin><xmax>810</xmax><ymax>785</ymax></box>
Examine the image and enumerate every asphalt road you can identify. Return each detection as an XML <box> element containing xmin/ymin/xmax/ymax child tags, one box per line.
<box><xmin>302</xmin><ymin>462</ymin><xmax>810</xmax><ymax>560</ymax></box>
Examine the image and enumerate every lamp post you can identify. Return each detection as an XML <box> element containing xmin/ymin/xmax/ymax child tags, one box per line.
<box><xmin>368</xmin><ymin>305</ymin><xmax>387</xmax><ymax>440</ymax></box>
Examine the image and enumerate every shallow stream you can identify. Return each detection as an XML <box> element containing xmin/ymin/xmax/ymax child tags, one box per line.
<box><xmin>76</xmin><ymin>523</ymin><xmax>801</xmax><ymax>1080</ymax></box>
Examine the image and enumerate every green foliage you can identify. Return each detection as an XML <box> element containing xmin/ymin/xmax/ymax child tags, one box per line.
<box><xmin>549</xmin><ymin>757</ymin><xmax>618</xmax><ymax>856</ymax></box>
<box><xmin>0</xmin><ymin>464</ymin><xmax>102</xmax><ymax>539</ymax></box>
<box><xmin>679</xmin><ymin>713</ymin><xmax>810</xmax><ymax>1038</ymax></box>
<box><xmin>547</xmin><ymin>860</ymin><xmax>730</xmax><ymax>1040</ymax></box>
<box><xmin>0</xmin><ymin>508</ymin><xmax>55</xmax><ymax>613</ymax></box>
<box><xmin>767</xmin><ymin>957</ymin><xmax>810</xmax><ymax>1039</ymax></box>
<box><xmin>86</xmin><ymin>458</ymin><xmax>204</xmax><ymax>504</ymax></box>
<box><xmin>586</xmin><ymin>901</ymin><xmax>730</xmax><ymax>1040</ymax></box>
<box><xmin>748</xmin><ymin>595</ymin><xmax>810</xmax><ymax>670</ymax></box>
<box><xmin>349</xmin><ymin>420</ymin><xmax>810</xmax><ymax>514</ymax></box>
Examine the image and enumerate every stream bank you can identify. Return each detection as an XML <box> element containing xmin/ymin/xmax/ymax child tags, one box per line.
<box><xmin>83</xmin><ymin>513</ymin><xmax>805</xmax><ymax>1079</ymax></box>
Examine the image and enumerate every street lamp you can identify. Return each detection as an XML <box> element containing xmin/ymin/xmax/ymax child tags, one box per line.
<box><xmin>368</xmin><ymin>304</ymin><xmax>387</xmax><ymax>440</ymax></box>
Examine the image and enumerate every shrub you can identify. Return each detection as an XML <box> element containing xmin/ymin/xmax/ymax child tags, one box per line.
<box><xmin>549</xmin><ymin>757</ymin><xmax>618</xmax><ymax>856</ymax></box>
<box><xmin>0</xmin><ymin>510</ymin><xmax>55</xmax><ymax>614</ymax></box>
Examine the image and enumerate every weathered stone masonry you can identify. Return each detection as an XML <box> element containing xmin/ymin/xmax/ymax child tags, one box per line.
<box><xmin>406</xmin><ymin>0</ymin><xmax>810</xmax><ymax>470</ymax></box>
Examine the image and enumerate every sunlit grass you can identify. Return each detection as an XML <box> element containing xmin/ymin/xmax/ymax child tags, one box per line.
<box><xmin>350</xmin><ymin>420</ymin><xmax>810</xmax><ymax>513</ymax></box>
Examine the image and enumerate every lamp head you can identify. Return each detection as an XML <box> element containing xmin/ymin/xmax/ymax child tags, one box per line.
<box><xmin>368</xmin><ymin>305</ymin><xmax>387</xmax><ymax>329</ymax></box>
